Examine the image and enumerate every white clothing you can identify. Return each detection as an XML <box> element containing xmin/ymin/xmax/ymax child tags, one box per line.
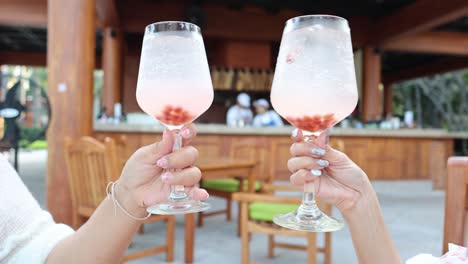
<box><xmin>253</xmin><ymin>111</ymin><xmax>284</xmax><ymax>127</ymax></box>
<box><xmin>0</xmin><ymin>155</ymin><xmax>74</xmax><ymax>263</ymax></box>
<box><xmin>226</xmin><ymin>105</ymin><xmax>253</xmax><ymax>127</ymax></box>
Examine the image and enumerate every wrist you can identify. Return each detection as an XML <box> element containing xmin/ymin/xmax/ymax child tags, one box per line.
<box><xmin>114</xmin><ymin>182</ymin><xmax>148</xmax><ymax>219</ymax></box>
<box><xmin>342</xmin><ymin>181</ymin><xmax>379</xmax><ymax>220</ymax></box>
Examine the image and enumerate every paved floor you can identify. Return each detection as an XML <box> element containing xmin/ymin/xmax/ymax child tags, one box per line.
<box><xmin>12</xmin><ymin>149</ymin><xmax>445</xmax><ymax>263</ymax></box>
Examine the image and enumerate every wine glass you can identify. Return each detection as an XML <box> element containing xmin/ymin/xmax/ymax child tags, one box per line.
<box><xmin>136</xmin><ymin>21</ymin><xmax>213</xmax><ymax>215</ymax></box>
<box><xmin>270</xmin><ymin>15</ymin><xmax>358</xmax><ymax>231</ymax></box>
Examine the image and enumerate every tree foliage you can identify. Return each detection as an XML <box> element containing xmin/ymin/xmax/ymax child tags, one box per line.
<box><xmin>394</xmin><ymin>70</ymin><xmax>468</xmax><ymax>131</ymax></box>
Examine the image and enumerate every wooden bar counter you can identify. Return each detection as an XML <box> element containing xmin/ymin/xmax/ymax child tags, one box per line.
<box><xmin>94</xmin><ymin>123</ymin><xmax>467</xmax><ymax>189</ymax></box>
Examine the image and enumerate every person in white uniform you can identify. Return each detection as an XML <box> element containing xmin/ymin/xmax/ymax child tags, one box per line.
<box><xmin>252</xmin><ymin>98</ymin><xmax>284</xmax><ymax>127</ymax></box>
<box><xmin>226</xmin><ymin>93</ymin><xmax>253</xmax><ymax>127</ymax></box>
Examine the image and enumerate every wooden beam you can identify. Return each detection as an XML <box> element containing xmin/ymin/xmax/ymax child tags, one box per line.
<box><xmin>361</xmin><ymin>47</ymin><xmax>383</xmax><ymax>122</ymax></box>
<box><xmin>0</xmin><ymin>0</ymin><xmax>47</xmax><ymax>27</ymax></box>
<box><xmin>119</xmin><ymin>1</ymin><xmax>298</xmax><ymax>41</ymax></box>
<box><xmin>47</xmin><ymin>0</ymin><xmax>95</xmax><ymax>224</ymax></box>
<box><xmin>372</xmin><ymin>0</ymin><xmax>468</xmax><ymax>45</ymax></box>
<box><xmin>118</xmin><ymin>0</ymin><xmax>370</xmax><ymax>46</ymax></box>
<box><xmin>0</xmin><ymin>50</ymin><xmax>46</xmax><ymax>66</ymax></box>
<box><xmin>95</xmin><ymin>0</ymin><xmax>119</xmax><ymax>27</ymax></box>
<box><xmin>383</xmin><ymin>31</ymin><xmax>468</xmax><ymax>55</ymax></box>
<box><xmin>383</xmin><ymin>57</ymin><xmax>468</xmax><ymax>83</ymax></box>
<box><xmin>102</xmin><ymin>27</ymin><xmax>123</xmax><ymax>116</ymax></box>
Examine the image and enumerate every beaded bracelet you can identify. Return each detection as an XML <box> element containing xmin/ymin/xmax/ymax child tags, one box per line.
<box><xmin>106</xmin><ymin>181</ymin><xmax>151</xmax><ymax>221</ymax></box>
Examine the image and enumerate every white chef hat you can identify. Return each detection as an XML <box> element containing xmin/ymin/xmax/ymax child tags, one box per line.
<box><xmin>237</xmin><ymin>93</ymin><xmax>251</xmax><ymax>107</ymax></box>
<box><xmin>253</xmin><ymin>98</ymin><xmax>269</xmax><ymax>109</ymax></box>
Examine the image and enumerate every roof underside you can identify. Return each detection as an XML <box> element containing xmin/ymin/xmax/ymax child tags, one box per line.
<box><xmin>0</xmin><ymin>0</ymin><xmax>467</xmax><ymax>77</ymax></box>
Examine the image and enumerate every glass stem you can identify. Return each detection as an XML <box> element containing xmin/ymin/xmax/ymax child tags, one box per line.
<box><xmin>298</xmin><ymin>182</ymin><xmax>320</xmax><ymax>217</ymax></box>
<box><xmin>297</xmin><ymin>132</ymin><xmax>321</xmax><ymax>218</ymax></box>
<box><xmin>169</xmin><ymin>130</ymin><xmax>187</xmax><ymax>201</ymax></box>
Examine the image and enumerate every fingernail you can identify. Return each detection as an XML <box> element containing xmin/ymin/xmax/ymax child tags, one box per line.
<box><xmin>311</xmin><ymin>169</ymin><xmax>322</xmax><ymax>176</ymax></box>
<box><xmin>291</xmin><ymin>128</ymin><xmax>298</xmax><ymax>138</ymax></box>
<box><xmin>181</xmin><ymin>128</ymin><xmax>192</xmax><ymax>138</ymax></box>
<box><xmin>161</xmin><ymin>172</ymin><xmax>173</xmax><ymax>182</ymax></box>
<box><xmin>156</xmin><ymin>157</ymin><xmax>168</xmax><ymax>168</ymax></box>
<box><xmin>316</xmin><ymin>159</ymin><xmax>329</xmax><ymax>167</ymax></box>
<box><xmin>199</xmin><ymin>189</ymin><xmax>209</xmax><ymax>200</ymax></box>
<box><xmin>311</xmin><ymin>147</ymin><xmax>326</xmax><ymax>156</ymax></box>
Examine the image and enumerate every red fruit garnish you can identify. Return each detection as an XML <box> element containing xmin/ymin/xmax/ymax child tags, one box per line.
<box><xmin>156</xmin><ymin>105</ymin><xmax>194</xmax><ymax>126</ymax></box>
<box><xmin>286</xmin><ymin>113</ymin><xmax>336</xmax><ymax>132</ymax></box>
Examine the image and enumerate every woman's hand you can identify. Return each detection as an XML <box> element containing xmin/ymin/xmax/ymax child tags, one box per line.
<box><xmin>288</xmin><ymin>129</ymin><xmax>373</xmax><ymax>215</ymax></box>
<box><xmin>116</xmin><ymin>124</ymin><xmax>209</xmax><ymax>216</ymax></box>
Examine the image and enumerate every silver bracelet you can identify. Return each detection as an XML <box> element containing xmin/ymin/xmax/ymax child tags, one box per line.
<box><xmin>106</xmin><ymin>181</ymin><xmax>151</xmax><ymax>221</ymax></box>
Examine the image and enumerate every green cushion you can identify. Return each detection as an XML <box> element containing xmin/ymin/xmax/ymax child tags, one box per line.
<box><xmin>249</xmin><ymin>202</ymin><xmax>299</xmax><ymax>222</ymax></box>
<box><xmin>202</xmin><ymin>179</ymin><xmax>261</xmax><ymax>192</ymax></box>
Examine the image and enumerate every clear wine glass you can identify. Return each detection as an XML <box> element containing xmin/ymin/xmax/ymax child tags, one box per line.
<box><xmin>136</xmin><ymin>21</ymin><xmax>213</xmax><ymax>215</ymax></box>
<box><xmin>270</xmin><ymin>15</ymin><xmax>358</xmax><ymax>231</ymax></box>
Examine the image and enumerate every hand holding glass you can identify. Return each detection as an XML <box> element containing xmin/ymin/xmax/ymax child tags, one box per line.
<box><xmin>136</xmin><ymin>21</ymin><xmax>213</xmax><ymax>215</ymax></box>
<box><xmin>270</xmin><ymin>15</ymin><xmax>358</xmax><ymax>231</ymax></box>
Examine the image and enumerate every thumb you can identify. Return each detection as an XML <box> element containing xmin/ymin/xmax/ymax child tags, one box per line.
<box><xmin>148</xmin><ymin>128</ymin><xmax>174</xmax><ymax>159</ymax></box>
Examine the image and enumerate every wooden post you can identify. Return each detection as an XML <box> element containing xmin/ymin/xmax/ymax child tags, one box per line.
<box><xmin>184</xmin><ymin>214</ymin><xmax>196</xmax><ymax>263</ymax></box>
<box><xmin>361</xmin><ymin>47</ymin><xmax>383</xmax><ymax>122</ymax></box>
<box><xmin>47</xmin><ymin>0</ymin><xmax>95</xmax><ymax>224</ymax></box>
<box><xmin>383</xmin><ymin>82</ymin><xmax>394</xmax><ymax>117</ymax></box>
<box><xmin>102</xmin><ymin>27</ymin><xmax>123</xmax><ymax>116</ymax></box>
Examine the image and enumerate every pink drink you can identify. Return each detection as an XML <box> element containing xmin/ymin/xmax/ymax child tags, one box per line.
<box><xmin>136</xmin><ymin>31</ymin><xmax>214</xmax><ymax>128</ymax></box>
<box><xmin>271</xmin><ymin>24</ymin><xmax>358</xmax><ymax>133</ymax></box>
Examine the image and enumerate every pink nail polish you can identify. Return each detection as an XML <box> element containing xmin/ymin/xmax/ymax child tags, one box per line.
<box><xmin>161</xmin><ymin>172</ymin><xmax>173</xmax><ymax>182</ymax></box>
<box><xmin>156</xmin><ymin>157</ymin><xmax>168</xmax><ymax>168</ymax></box>
<box><xmin>291</xmin><ymin>128</ymin><xmax>298</xmax><ymax>138</ymax></box>
<box><xmin>181</xmin><ymin>128</ymin><xmax>192</xmax><ymax>138</ymax></box>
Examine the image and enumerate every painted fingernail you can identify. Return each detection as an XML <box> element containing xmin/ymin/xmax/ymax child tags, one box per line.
<box><xmin>316</xmin><ymin>159</ymin><xmax>329</xmax><ymax>167</ymax></box>
<box><xmin>161</xmin><ymin>172</ymin><xmax>173</xmax><ymax>182</ymax></box>
<box><xmin>291</xmin><ymin>128</ymin><xmax>299</xmax><ymax>138</ymax></box>
<box><xmin>181</xmin><ymin>128</ymin><xmax>192</xmax><ymax>138</ymax></box>
<box><xmin>311</xmin><ymin>169</ymin><xmax>322</xmax><ymax>176</ymax></box>
<box><xmin>156</xmin><ymin>157</ymin><xmax>168</xmax><ymax>168</ymax></box>
<box><xmin>198</xmin><ymin>189</ymin><xmax>209</xmax><ymax>200</ymax></box>
<box><xmin>311</xmin><ymin>147</ymin><xmax>326</xmax><ymax>156</ymax></box>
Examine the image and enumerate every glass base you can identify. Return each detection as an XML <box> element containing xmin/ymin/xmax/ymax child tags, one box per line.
<box><xmin>147</xmin><ymin>200</ymin><xmax>210</xmax><ymax>215</ymax></box>
<box><xmin>273</xmin><ymin>210</ymin><xmax>344</xmax><ymax>232</ymax></box>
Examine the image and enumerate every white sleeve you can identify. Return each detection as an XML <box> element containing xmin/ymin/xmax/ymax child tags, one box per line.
<box><xmin>247</xmin><ymin>110</ymin><xmax>254</xmax><ymax>123</ymax></box>
<box><xmin>271</xmin><ymin>111</ymin><xmax>284</xmax><ymax>127</ymax></box>
<box><xmin>0</xmin><ymin>156</ymin><xmax>74</xmax><ymax>264</ymax></box>
<box><xmin>226</xmin><ymin>106</ymin><xmax>237</xmax><ymax>127</ymax></box>
<box><xmin>252</xmin><ymin>116</ymin><xmax>262</xmax><ymax>127</ymax></box>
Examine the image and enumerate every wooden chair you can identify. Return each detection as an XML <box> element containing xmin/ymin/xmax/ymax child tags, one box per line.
<box><xmin>198</xmin><ymin>137</ymin><xmax>266</xmax><ymax>228</ymax></box>
<box><xmin>230</xmin><ymin>138</ymin><xmax>344</xmax><ymax>264</ymax></box>
<box><xmin>64</xmin><ymin>136</ymin><xmax>175</xmax><ymax>262</ymax></box>
<box><xmin>443</xmin><ymin>156</ymin><xmax>468</xmax><ymax>253</ymax></box>
<box><xmin>233</xmin><ymin>192</ymin><xmax>332</xmax><ymax>264</ymax></box>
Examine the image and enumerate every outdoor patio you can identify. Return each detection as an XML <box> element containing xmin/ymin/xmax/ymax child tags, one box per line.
<box><xmin>16</xmin><ymin>149</ymin><xmax>445</xmax><ymax>264</ymax></box>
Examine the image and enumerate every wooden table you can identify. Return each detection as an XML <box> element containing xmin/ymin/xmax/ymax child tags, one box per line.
<box><xmin>184</xmin><ymin>159</ymin><xmax>257</xmax><ymax>263</ymax></box>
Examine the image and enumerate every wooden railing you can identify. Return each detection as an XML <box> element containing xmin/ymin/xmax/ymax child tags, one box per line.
<box><xmin>443</xmin><ymin>156</ymin><xmax>468</xmax><ymax>253</ymax></box>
